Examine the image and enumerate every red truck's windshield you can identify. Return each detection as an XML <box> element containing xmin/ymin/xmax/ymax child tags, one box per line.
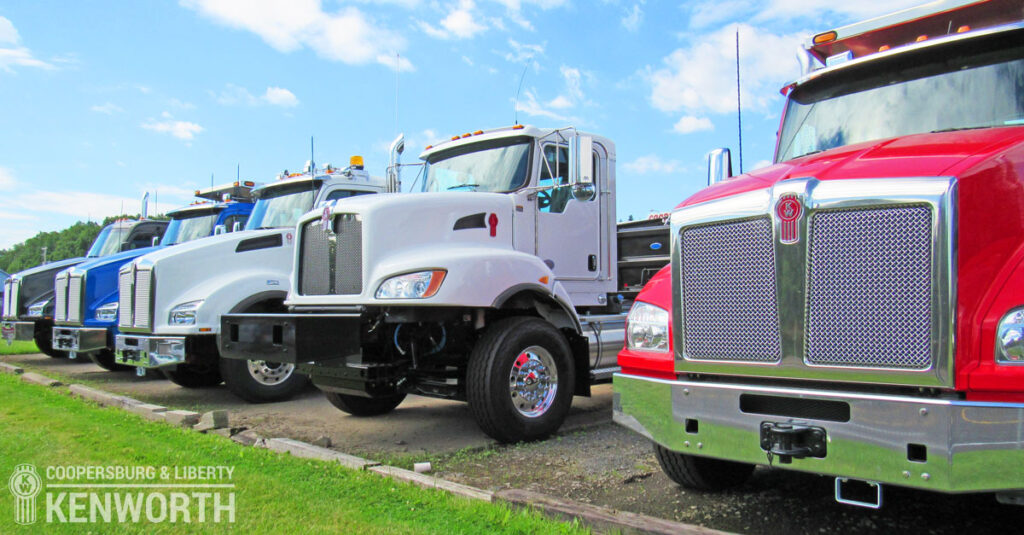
<box><xmin>776</xmin><ymin>38</ymin><xmax>1024</xmax><ymax>163</ymax></box>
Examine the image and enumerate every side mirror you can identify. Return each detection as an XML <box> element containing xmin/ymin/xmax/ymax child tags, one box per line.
<box><xmin>706</xmin><ymin>148</ymin><xmax>732</xmax><ymax>186</ymax></box>
<box><xmin>151</xmin><ymin>236</ymin><xmax>160</xmax><ymax>246</ymax></box>
<box><xmin>232</xmin><ymin>221</ymin><xmax>242</xmax><ymax>232</ymax></box>
<box><xmin>568</xmin><ymin>133</ymin><xmax>595</xmax><ymax>200</ymax></box>
<box><xmin>119</xmin><ymin>242</ymin><xmax>130</xmax><ymax>252</ymax></box>
<box><xmin>214</xmin><ymin>225</ymin><xmax>227</xmax><ymax>235</ymax></box>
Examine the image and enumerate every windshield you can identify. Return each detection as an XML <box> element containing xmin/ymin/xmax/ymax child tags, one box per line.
<box><xmin>86</xmin><ymin>224</ymin><xmax>130</xmax><ymax>257</ymax></box>
<box><xmin>162</xmin><ymin>208</ymin><xmax>220</xmax><ymax>245</ymax></box>
<box><xmin>245</xmin><ymin>181</ymin><xmax>320</xmax><ymax>230</ymax></box>
<box><xmin>777</xmin><ymin>41</ymin><xmax>1024</xmax><ymax>162</ymax></box>
<box><xmin>422</xmin><ymin>137</ymin><xmax>532</xmax><ymax>193</ymax></box>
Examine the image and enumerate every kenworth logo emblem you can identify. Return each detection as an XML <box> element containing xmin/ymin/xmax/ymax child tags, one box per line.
<box><xmin>776</xmin><ymin>195</ymin><xmax>803</xmax><ymax>244</ymax></box>
<box><xmin>320</xmin><ymin>205</ymin><xmax>333</xmax><ymax>234</ymax></box>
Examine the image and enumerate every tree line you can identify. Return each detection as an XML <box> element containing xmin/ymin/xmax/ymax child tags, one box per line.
<box><xmin>0</xmin><ymin>215</ymin><xmax>155</xmax><ymax>274</ymax></box>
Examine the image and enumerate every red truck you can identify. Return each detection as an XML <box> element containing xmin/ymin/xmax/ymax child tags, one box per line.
<box><xmin>614</xmin><ymin>0</ymin><xmax>1024</xmax><ymax>508</ymax></box>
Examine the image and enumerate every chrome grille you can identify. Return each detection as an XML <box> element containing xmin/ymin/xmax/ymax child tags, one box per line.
<box><xmin>1</xmin><ymin>279</ymin><xmax>7</xmax><ymax>318</ymax></box>
<box><xmin>6</xmin><ymin>279</ymin><xmax>19</xmax><ymax>319</ymax></box>
<box><xmin>334</xmin><ymin>215</ymin><xmax>362</xmax><ymax>295</ymax></box>
<box><xmin>118</xmin><ymin>269</ymin><xmax>133</xmax><ymax>328</ymax></box>
<box><xmin>300</xmin><ymin>221</ymin><xmax>330</xmax><ymax>295</ymax></box>
<box><xmin>133</xmin><ymin>269</ymin><xmax>152</xmax><ymax>329</ymax></box>
<box><xmin>805</xmin><ymin>206</ymin><xmax>933</xmax><ymax>370</ymax></box>
<box><xmin>68</xmin><ymin>275</ymin><xmax>83</xmax><ymax>323</ymax></box>
<box><xmin>54</xmin><ymin>274</ymin><xmax>68</xmax><ymax>322</ymax></box>
<box><xmin>680</xmin><ymin>218</ymin><xmax>781</xmax><ymax>362</ymax></box>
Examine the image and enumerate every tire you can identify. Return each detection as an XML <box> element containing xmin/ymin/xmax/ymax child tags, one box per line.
<box><xmin>161</xmin><ymin>362</ymin><xmax>223</xmax><ymax>388</ymax></box>
<box><xmin>654</xmin><ymin>443</ymin><xmax>754</xmax><ymax>491</ymax></box>
<box><xmin>88</xmin><ymin>349</ymin><xmax>133</xmax><ymax>372</ymax></box>
<box><xmin>467</xmin><ymin>316</ymin><xmax>575</xmax><ymax>443</ymax></box>
<box><xmin>34</xmin><ymin>325</ymin><xmax>66</xmax><ymax>359</ymax></box>
<box><xmin>219</xmin><ymin>358</ymin><xmax>310</xmax><ymax>403</ymax></box>
<box><xmin>323</xmin><ymin>391</ymin><xmax>406</xmax><ymax>416</ymax></box>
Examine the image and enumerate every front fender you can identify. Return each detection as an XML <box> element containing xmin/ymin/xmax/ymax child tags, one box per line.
<box><xmin>156</xmin><ymin>270</ymin><xmax>289</xmax><ymax>334</ymax></box>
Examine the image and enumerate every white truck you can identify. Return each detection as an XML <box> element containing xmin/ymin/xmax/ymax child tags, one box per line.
<box><xmin>220</xmin><ymin>125</ymin><xmax>670</xmax><ymax>442</ymax></box>
<box><xmin>114</xmin><ymin>157</ymin><xmax>390</xmax><ymax>402</ymax></box>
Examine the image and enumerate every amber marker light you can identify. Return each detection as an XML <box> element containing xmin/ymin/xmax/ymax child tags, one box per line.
<box><xmin>957</xmin><ymin>25</ymin><xmax>971</xmax><ymax>33</ymax></box>
<box><xmin>512</xmin><ymin>124</ymin><xmax>524</xmax><ymax>130</ymax></box>
<box><xmin>812</xmin><ymin>31</ymin><xmax>837</xmax><ymax>45</ymax></box>
<box><xmin>539</xmin><ymin>276</ymin><xmax>550</xmax><ymax>284</ymax></box>
<box><xmin>916</xmin><ymin>34</ymin><xmax>928</xmax><ymax>42</ymax></box>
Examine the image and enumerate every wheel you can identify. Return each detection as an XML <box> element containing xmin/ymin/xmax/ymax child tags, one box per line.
<box><xmin>323</xmin><ymin>391</ymin><xmax>406</xmax><ymax>416</ymax></box>
<box><xmin>467</xmin><ymin>316</ymin><xmax>575</xmax><ymax>443</ymax></box>
<box><xmin>34</xmin><ymin>325</ymin><xmax>66</xmax><ymax>358</ymax></box>
<box><xmin>88</xmin><ymin>349</ymin><xmax>133</xmax><ymax>372</ymax></box>
<box><xmin>161</xmin><ymin>362</ymin><xmax>223</xmax><ymax>388</ymax></box>
<box><xmin>219</xmin><ymin>358</ymin><xmax>310</xmax><ymax>403</ymax></box>
<box><xmin>654</xmin><ymin>443</ymin><xmax>754</xmax><ymax>491</ymax></box>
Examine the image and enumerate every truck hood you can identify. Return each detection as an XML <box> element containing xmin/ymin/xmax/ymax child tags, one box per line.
<box><xmin>133</xmin><ymin>228</ymin><xmax>285</xmax><ymax>266</ymax></box>
<box><xmin>12</xmin><ymin>256</ymin><xmax>85</xmax><ymax>280</ymax></box>
<box><xmin>681</xmin><ymin>126</ymin><xmax>1024</xmax><ymax>208</ymax></box>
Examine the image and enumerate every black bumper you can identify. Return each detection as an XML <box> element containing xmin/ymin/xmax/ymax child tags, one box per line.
<box><xmin>219</xmin><ymin>312</ymin><xmax>362</xmax><ymax>364</ymax></box>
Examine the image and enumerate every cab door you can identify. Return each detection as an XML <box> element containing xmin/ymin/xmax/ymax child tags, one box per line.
<box><xmin>534</xmin><ymin>142</ymin><xmax>603</xmax><ymax>281</ymax></box>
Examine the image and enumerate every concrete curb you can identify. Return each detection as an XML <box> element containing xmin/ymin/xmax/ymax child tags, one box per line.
<box><xmin>21</xmin><ymin>372</ymin><xmax>62</xmax><ymax>387</ymax></box>
<box><xmin>69</xmin><ymin>384</ymin><xmax>139</xmax><ymax>408</ymax></box>
<box><xmin>263</xmin><ymin>438</ymin><xmax>378</xmax><ymax>471</ymax></box>
<box><xmin>368</xmin><ymin>465</ymin><xmax>495</xmax><ymax>502</ymax></box>
<box><xmin>0</xmin><ymin>362</ymin><xmax>24</xmax><ymax>375</ymax></box>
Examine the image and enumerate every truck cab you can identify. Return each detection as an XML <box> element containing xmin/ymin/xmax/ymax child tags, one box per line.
<box><xmin>114</xmin><ymin>159</ymin><xmax>388</xmax><ymax>403</ymax></box>
<box><xmin>614</xmin><ymin>0</ymin><xmax>1024</xmax><ymax>507</ymax></box>
<box><xmin>2</xmin><ymin>218</ymin><xmax>168</xmax><ymax>357</ymax></box>
<box><xmin>49</xmin><ymin>182</ymin><xmax>257</xmax><ymax>371</ymax></box>
<box><xmin>220</xmin><ymin>126</ymin><xmax>670</xmax><ymax>441</ymax></box>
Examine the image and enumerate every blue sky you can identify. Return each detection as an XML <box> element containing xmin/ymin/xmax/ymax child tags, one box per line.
<box><xmin>0</xmin><ymin>0</ymin><xmax>923</xmax><ymax>249</ymax></box>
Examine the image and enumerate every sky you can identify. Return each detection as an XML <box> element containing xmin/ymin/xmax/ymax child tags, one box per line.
<box><xmin>0</xmin><ymin>0</ymin><xmax>926</xmax><ymax>249</ymax></box>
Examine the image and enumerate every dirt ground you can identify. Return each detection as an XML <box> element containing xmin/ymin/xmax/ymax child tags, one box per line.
<box><xmin>7</xmin><ymin>352</ymin><xmax>1023</xmax><ymax>534</ymax></box>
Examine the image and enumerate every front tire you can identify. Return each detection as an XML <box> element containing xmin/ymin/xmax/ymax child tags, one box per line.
<box><xmin>162</xmin><ymin>362</ymin><xmax>223</xmax><ymax>388</ymax></box>
<box><xmin>219</xmin><ymin>358</ymin><xmax>309</xmax><ymax>403</ymax></box>
<box><xmin>467</xmin><ymin>316</ymin><xmax>575</xmax><ymax>443</ymax></box>
<box><xmin>88</xmin><ymin>349</ymin><xmax>133</xmax><ymax>372</ymax></box>
<box><xmin>654</xmin><ymin>443</ymin><xmax>754</xmax><ymax>491</ymax></box>
<box><xmin>323</xmin><ymin>391</ymin><xmax>406</xmax><ymax>416</ymax></box>
<box><xmin>34</xmin><ymin>325</ymin><xmax>66</xmax><ymax>358</ymax></box>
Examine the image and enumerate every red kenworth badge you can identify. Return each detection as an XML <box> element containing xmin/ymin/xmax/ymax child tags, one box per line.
<box><xmin>776</xmin><ymin>195</ymin><xmax>802</xmax><ymax>244</ymax></box>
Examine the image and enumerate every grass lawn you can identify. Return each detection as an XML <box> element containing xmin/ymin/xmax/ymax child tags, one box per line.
<box><xmin>0</xmin><ymin>373</ymin><xmax>586</xmax><ymax>534</ymax></box>
<box><xmin>0</xmin><ymin>340</ymin><xmax>38</xmax><ymax>355</ymax></box>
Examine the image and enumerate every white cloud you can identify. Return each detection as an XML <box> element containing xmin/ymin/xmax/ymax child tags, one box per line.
<box><xmin>504</xmin><ymin>39</ymin><xmax>544</xmax><ymax>64</ymax></box>
<box><xmin>0</xmin><ymin>166</ymin><xmax>16</xmax><ymax>190</ymax></box>
<box><xmin>90</xmin><ymin>102</ymin><xmax>124</xmax><ymax>114</ymax></box>
<box><xmin>141</xmin><ymin>113</ymin><xmax>204</xmax><ymax>141</ymax></box>
<box><xmin>623</xmin><ymin>155</ymin><xmax>682</xmax><ymax>175</ymax></box>
<box><xmin>213</xmin><ymin>84</ymin><xmax>299</xmax><ymax>107</ymax></box>
<box><xmin>20</xmin><ymin>191</ymin><xmax>149</xmax><ymax>219</ymax></box>
<box><xmin>0</xmin><ymin>17</ymin><xmax>54</xmax><ymax>74</ymax></box>
<box><xmin>546</xmin><ymin>95</ymin><xmax>572</xmax><ymax>109</ymax></box>
<box><xmin>622</xmin><ymin>3</ymin><xmax>643</xmax><ymax>32</ymax></box>
<box><xmin>673</xmin><ymin>115</ymin><xmax>713</xmax><ymax>134</ymax></box>
<box><xmin>419</xmin><ymin>0</ymin><xmax>487</xmax><ymax>40</ymax></box>
<box><xmin>168</xmin><ymin>98</ymin><xmax>196</xmax><ymax>110</ymax></box>
<box><xmin>181</xmin><ymin>0</ymin><xmax>411</xmax><ymax>71</ymax></box>
<box><xmin>515</xmin><ymin>89</ymin><xmax>574</xmax><ymax>123</ymax></box>
<box><xmin>649</xmin><ymin>24</ymin><xmax>802</xmax><ymax>117</ymax></box>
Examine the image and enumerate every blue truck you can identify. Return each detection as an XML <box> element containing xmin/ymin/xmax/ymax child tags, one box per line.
<box><xmin>3</xmin><ymin>218</ymin><xmax>169</xmax><ymax>357</ymax></box>
<box><xmin>49</xmin><ymin>182</ymin><xmax>257</xmax><ymax>370</ymax></box>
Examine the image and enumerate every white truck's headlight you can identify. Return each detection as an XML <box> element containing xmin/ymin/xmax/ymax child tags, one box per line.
<box><xmin>375</xmin><ymin>270</ymin><xmax>446</xmax><ymax>299</ymax></box>
<box><xmin>95</xmin><ymin>302</ymin><xmax>118</xmax><ymax>322</ymax></box>
<box><xmin>626</xmin><ymin>302</ymin><xmax>670</xmax><ymax>353</ymax></box>
<box><xmin>26</xmin><ymin>299</ymin><xmax>50</xmax><ymax>318</ymax></box>
<box><xmin>169</xmin><ymin>300</ymin><xmax>203</xmax><ymax>325</ymax></box>
<box><xmin>997</xmin><ymin>307</ymin><xmax>1024</xmax><ymax>364</ymax></box>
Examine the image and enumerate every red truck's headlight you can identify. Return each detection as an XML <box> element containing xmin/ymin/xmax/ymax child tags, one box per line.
<box><xmin>626</xmin><ymin>302</ymin><xmax>670</xmax><ymax>353</ymax></box>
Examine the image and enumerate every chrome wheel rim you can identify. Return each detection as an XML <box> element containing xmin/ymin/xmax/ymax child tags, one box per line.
<box><xmin>508</xmin><ymin>345</ymin><xmax>558</xmax><ymax>418</ymax></box>
<box><xmin>246</xmin><ymin>360</ymin><xmax>294</xmax><ymax>386</ymax></box>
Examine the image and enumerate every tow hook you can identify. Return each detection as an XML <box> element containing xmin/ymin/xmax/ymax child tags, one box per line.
<box><xmin>835</xmin><ymin>478</ymin><xmax>883</xmax><ymax>509</ymax></box>
<box><xmin>759</xmin><ymin>422</ymin><xmax>827</xmax><ymax>464</ymax></box>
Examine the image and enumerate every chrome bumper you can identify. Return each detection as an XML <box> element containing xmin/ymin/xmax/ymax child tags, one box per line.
<box><xmin>52</xmin><ymin>327</ymin><xmax>107</xmax><ymax>353</ymax></box>
<box><xmin>114</xmin><ymin>334</ymin><xmax>186</xmax><ymax>368</ymax></box>
<box><xmin>1</xmin><ymin>321</ymin><xmax>34</xmax><ymax>345</ymax></box>
<box><xmin>613</xmin><ymin>374</ymin><xmax>1024</xmax><ymax>493</ymax></box>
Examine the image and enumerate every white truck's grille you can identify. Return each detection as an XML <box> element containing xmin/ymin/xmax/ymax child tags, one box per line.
<box><xmin>4</xmin><ymin>278</ymin><xmax>19</xmax><ymax>319</ymax></box>
<box><xmin>118</xmin><ymin>266</ymin><xmax>153</xmax><ymax>330</ymax></box>
<box><xmin>54</xmin><ymin>273</ymin><xmax>68</xmax><ymax>322</ymax></box>
<box><xmin>118</xmin><ymin>268</ymin><xmax>133</xmax><ymax>328</ymax></box>
<box><xmin>68</xmin><ymin>275</ymin><xmax>84</xmax><ymax>323</ymax></box>
<box><xmin>299</xmin><ymin>215</ymin><xmax>362</xmax><ymax>296</ymax></box>
<box><xmin>133</xmin><ymin>269</ymin><xmax>153</xmax><ymax>329</ymax></box>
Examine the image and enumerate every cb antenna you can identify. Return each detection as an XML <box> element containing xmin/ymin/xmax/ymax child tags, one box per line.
<box><xmin>513</xmin><ymin>63</ymin><xmax>528</xmax><ymax>125</ymax></box>
<box><xmin>735</xmin><ymin>26</ymin><xmax>744</xmax><ymax>174</ymax></box>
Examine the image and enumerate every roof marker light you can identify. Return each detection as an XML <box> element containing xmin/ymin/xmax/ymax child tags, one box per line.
<box><xmin>243</xmin><ymin>181</ymin><xmax>254</xmax><ymax>187</ymax></box>
<box><xmin>957</xmin><ymin>25</ymin><xmax>970</xmax><ymax>33</ymax></box>
<box><xmin>812</xmin><ymin>31</ymin><xmax>837</xmax><ymax>45</ymax></box>
<box><xmin>879</xmin><ymin>44</ymin><xmax>891</xmax><ymax>51</ymax></box>
<box><xmin>473</xmin><ymin>130</ymin><xmax>483</xmax><ymax>135</ymax></box>
<box><xmin>425</xmin><ymin>145</ymin><xmax>433</xmax><ymax>150</ymax></box>
<box><xmin>451</xmin><ymin>135</ymin><xmax>460</xmax><ymax>141</ymax></box>
<box><xmin>512</xmin><ymin>124</ymin><xmax>524</xmax><ymax>130</ymax></box>
<box><xmin>916</xmin><ymin>34</ymin><xmax>928</xmax><ymax>42</ymax></box>
<box><xmin>461</xmin><ymin>133</ymin><xmax>471</xmax><ymax>138</ymax></box>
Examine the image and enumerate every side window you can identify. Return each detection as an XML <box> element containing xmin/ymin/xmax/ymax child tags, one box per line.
<box><xmin>223</xmin><ymin>215</ymin><xmax>248</xmax><ymax>233</ymax></box>
<box><xmin>538</xmin><ymin>145</ymin><xmax>570</xmax><ymax>213</ymax></box>
<box><xmin>125</xmin><ymin>224</ymin><xmax>162</xmax><ymax>250</ymax></box>
<box><xmin>326</xmin><ymin>189</ymin><xmax>372</xmax><ymax>202</ymax></box>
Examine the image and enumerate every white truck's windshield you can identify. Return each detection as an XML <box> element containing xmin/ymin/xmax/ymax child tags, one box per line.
<box><xmin>162</xmin><ymin>208</ymin><xmax>220</xmax><ymax>245</ymax></box>
<box><xmin>422</xmin><ymin>137</ymin><xmax>532</xmax><ymax>193</ymax></box>
<box><xmin>86</xmin><ymin>224</ymin><xmax>129</xmax><ymax>258</ymax></box>
<box><xmin>776</xmin><ymin>42</ymin><xmax>1024</xmax><ymax>162</ymax></box>
<box><xmin>246</xmin><ymin>182</ymin><xmax>320</xmax><ymax>230</ymax></box>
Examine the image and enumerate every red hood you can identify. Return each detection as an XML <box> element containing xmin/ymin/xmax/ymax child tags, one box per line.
<box><xmin>679</xmin><ymin>126</ymin><xmax>1024</xmax><ymax>208</ymax></box>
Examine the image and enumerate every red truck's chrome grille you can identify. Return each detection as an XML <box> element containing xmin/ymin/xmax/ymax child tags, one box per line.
<box><xmin>805</xmin><ymin>205</ymin><xmax>933</xmax><ymax>370</ymax></box>
<box><xmin>298</xmin><ymin>215</ymin><xmax>362</xmax><ymax>296</ymax></box>
<box><xmin>680</xmin><ymin>217</ymin><xmax>782</xmax><ymax>362</ymax></box>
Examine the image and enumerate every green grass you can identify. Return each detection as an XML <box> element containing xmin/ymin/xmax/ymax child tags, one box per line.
<box><xmin>0</xmin><ymin>340</ymin><xmax>38</xmax><ymax>355</ymax></box>
<box><xmin>0</xmin><ymin>374</ymin><xmax>587</xmax><ymax>534</ymax></box>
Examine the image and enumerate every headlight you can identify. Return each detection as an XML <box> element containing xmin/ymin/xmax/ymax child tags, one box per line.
<box><xmin>26</xmin><ymin>299</ymin><xmax>50</xmax><ymax>318</ymax></box>
<box><xmin>375</xmin><ymin>270</ymin><xmax>446</xmax><ymax>299</ymax></box>
<box><xmin>169</xmin><ymin>300</ymin><xmax>203</xmax><ymax>325</ymax></box>
<box><xmin>996</xmin><ymin>307</ymin><xmax>1024</xmax><ymax>365</ymax></box>
<box><xmin>626</xmin><ymin>301</ymin><xmax>670</xmax><ymax>353</ymax></box>
<box><xmin>95</xmin><ymin>302</ymin><xmax>118</xmax><ymax>322</ymax></box>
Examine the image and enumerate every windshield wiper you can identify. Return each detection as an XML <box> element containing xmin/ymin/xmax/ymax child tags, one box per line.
<box><xmin>930</xmin><ymin>125</ymin><xmax>989</xmax><ymax>134</ymax></box>
<box><xmin>447</xmin><ymin>184</ymin><xmax>481</xmax><ymax>191</ymax></box>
